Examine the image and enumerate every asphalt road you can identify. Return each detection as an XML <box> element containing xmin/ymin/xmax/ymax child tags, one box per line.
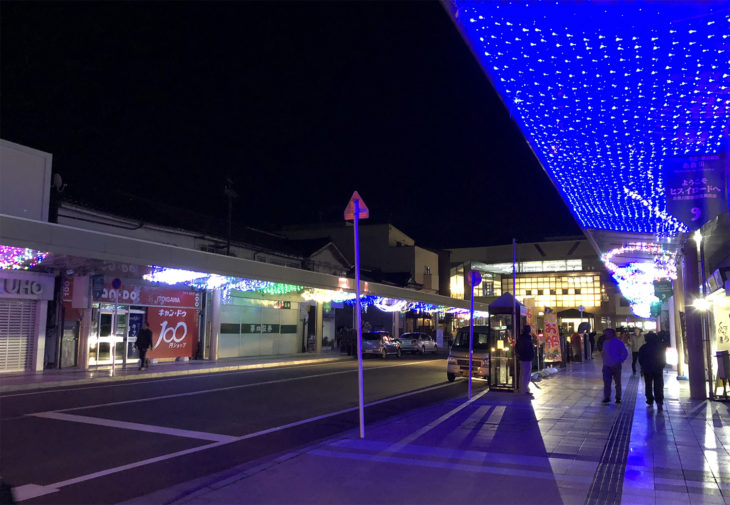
<box><xmin>1</xmin><ymin>356</ymin><xmax>484</xmax><ymax>504</ymax></box>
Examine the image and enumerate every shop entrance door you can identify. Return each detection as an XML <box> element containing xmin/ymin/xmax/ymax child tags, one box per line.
<box><xmin>89</xmin><ymin>305</ymin><xmax>140</xmax><ymax>366</ymax></box>
<box><xmin>89</xmin><ymin>308</ymin><xmax>125</xmax><ymax>365</ymax></box>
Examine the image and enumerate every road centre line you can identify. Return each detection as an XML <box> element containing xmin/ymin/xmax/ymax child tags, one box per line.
<box><xmin>39</xmin><ymin>361</ymin><xmax>425</xmax><ymax>414</ymax></box>
<box><xmin>0</xmin><ymin>360</ymin><xmax>362</xmax><ymax>398</ymax></box>
<box><xmin>31</xmin><ymin>412</ymin><xmax>238</xmax><ymax>442</ymax></box>
<box><xmin>14</xmin><ymin>380</ymin><xmax>458</xmax><ymax>502</ymax></box>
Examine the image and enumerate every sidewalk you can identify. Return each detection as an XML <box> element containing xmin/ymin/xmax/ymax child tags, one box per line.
<box><xmin>0</xmin><ymin>353</ymin><xmax>350</xmax><ymax>393</ymax></box>
<box><xmin>120</xmin><ymin>357</ymin><xmax>730</xmax><ymax>505</ymax></box>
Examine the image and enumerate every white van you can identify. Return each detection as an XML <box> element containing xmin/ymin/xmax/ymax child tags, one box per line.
<box><xmin>446</xmin><ymin>325</ymin><xmax>491</xmax><ymax>382</ymax></box>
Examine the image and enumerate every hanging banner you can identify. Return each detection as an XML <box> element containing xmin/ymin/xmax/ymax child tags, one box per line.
<box><xmin>543</xmin><ymin>311</ymin><xmax>561</xmax><ymax>362</ymax></box>
<box><xmin>664</xmin><ymin>154</ymin><xmax>726</xmax><ymax>230</ymax></box>
<box><xmin>147</xmin><ymin>307</ymin><xmax>199</xmax><ymax>359</ymax></box>
<box><xmin>523</xmin><ymin>297</ymin><xmax>537</xmax><ymax>335</ymax></box>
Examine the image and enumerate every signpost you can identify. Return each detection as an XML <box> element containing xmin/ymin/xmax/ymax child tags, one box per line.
<box><xmin>111</xmin><ymin>278</ymin><xmax>121</xmax><ymax>372</ymax></box>
<box><xmin>345</xmin><ymin>191</ymin><xmax>369</xmax><ymax>439</ymax></box>
<box><xmin>469</xmin><ymin>270</ymin><xmax>482</xmax><ymax>400</ymax></box>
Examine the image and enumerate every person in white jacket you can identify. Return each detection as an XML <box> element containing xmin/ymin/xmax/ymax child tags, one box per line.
<box><xmin>601</xmin><ymin>328</ymin><xmax>629</xmax><ymax>404</ymax></box>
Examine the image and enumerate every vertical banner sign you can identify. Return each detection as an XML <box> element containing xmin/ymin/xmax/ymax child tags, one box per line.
<box><xmin>523</xmin><ymin>297</ymin><xmax>537</xmax><ymax>334</ymax></box>
<box><xmin>543</xmin><ymin>312</ymin><xmax>561</xmax><ymax>363</ymax></box>
<box><xmin>664</xmin><ymin>154</ymin><xmax>726</xmax><ymax>230</ymax></box>
<box><xmin>147</xmin><ymin>307</ymin><xmax>199</xmax><ymax>359</ymax></box>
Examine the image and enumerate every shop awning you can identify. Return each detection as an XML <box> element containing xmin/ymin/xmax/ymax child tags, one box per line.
<box><xmin>488</xmin><ymin>292</ymin><xmax>524</xmax><ymax>315</ymax></box>
<box><xmin>0</xmin><ymin>214</ymin><xmax>490</xmax><ymax>312</ymax></box>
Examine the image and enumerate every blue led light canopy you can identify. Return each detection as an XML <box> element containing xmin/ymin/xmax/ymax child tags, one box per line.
<box><xmin>448</xmin><ymin>1</ymin><xmax>730</xmax><ymax>237</ymax></box>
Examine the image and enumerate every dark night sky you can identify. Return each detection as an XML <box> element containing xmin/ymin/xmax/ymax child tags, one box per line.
<box><xmin>0</xmin><ymin>1</ymin><xmax>581</xmax><ymax>249</ymax></box>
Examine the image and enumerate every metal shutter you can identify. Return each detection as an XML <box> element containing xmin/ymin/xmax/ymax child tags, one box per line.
<box><xmin>0</xmin><ymin>299</ymin><xmax>37</xmax><ymax>372</ymax></box>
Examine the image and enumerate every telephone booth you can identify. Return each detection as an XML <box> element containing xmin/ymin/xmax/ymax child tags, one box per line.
<box><xmin>488</xmin><ymin>293</ymin><xmax>526</xmax><ymax>391</ymax></box>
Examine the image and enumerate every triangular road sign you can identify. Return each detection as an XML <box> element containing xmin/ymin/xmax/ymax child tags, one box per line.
<box><xmin>344</xmin><ymin>191</ymin><xmax>370</xmax><ymax>220</ymax></box>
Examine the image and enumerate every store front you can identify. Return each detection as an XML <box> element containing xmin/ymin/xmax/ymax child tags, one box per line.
<box><xmin>218</xmin><ymin>293</ymin><xmax>300</xmax><ymax>358</ymax></box>
<box><xmin>0</xmin><ymin>270</ymin><xmax>54</xmax><ymax>372</ymax></box>
<box><xmin>63</xmin><ymin>276</ymin><xmax>201</xmax><ymax>367</ymax></box>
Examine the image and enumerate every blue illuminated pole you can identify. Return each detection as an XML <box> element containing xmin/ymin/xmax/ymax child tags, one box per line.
<box><xmin>469</xmin><ymin>275</ymin><xmax>475</xmax><ymax>400</ymax></box>
<box><xmin>353</xmin><ymin>199</ymin><xmax>365</xmax><ymax>439</ymax></box>
<box><xmin>468</xmin><ymin>270</ymin><xmax>481</xmax><ymax>400</ymax></box>
<box><xmin>513</xmin><ymin>239</ymin><xmax>517</xmax><ymax>392</ymax></box>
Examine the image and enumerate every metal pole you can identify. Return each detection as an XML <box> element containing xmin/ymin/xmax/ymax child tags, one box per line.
<box><xmin>469</xmin><ymin>277</ymin><xmax>474</xmax><ymax>400</ymax></box>
<box><xmin>699</xmin><ymin>237</ymin><xmax>714</xmax><ymax>400</ymax></box>
<box><xmin>512</xmin><ymin>239</ymin><xmax>517</xmax><ymax>391</ymax></box>
<box><xmin>354</xmin><ymin>199</ymin><xmax>365</xmax><ymax>439</ymax></box>
<box><xmin>112</xmin><ymin>289</ymin><xmax>118</xmax><ymax>375</ymax></box>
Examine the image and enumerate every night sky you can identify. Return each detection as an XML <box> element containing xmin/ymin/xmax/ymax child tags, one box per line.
<box><xmin>1</xmin><ymin>1</ymin><xmax>581</xmax><ymax>249</ymax></box>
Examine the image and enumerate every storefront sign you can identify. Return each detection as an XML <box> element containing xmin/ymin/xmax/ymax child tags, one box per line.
<box><xmin>543</xmin><ymin>312</ymin><xmax>561</xmax><ymax>362</ymax></box>
<box><xmin>147</xmin><ymin>307</ymin><xmax>199</xmax><ymax>359</ymax></box>
<box><xmin>64</xmin><ymin>277</ymin><xmax>202</xmax><ymax>309</ymax></box>
<box><xmin>0</xmin><ymin>271</ymin><xmax>54</xmax><ymax>300</ymax></box>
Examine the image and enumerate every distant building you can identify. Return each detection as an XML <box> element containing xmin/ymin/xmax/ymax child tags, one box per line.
<box><xmin>278</xmin><ymin>223</ymin><xmax>445</xmax><ymax>295</ymax></box>
<box><xmin>448</xmin><ymin>238</ymin><xmax>654</xmax><ymax>334</ymax></box>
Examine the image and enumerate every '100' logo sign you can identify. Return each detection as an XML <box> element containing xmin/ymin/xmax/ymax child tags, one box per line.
<box><xmin>154</xmin><ymin>321</ymin><xmax>188</xmax><ymax>349</ymax></box>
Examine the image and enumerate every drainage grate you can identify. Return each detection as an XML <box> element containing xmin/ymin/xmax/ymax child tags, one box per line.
<box><xmin>584</xmin><ymin>374</ymin><xmax>639</xmax><ymax>505</ymax></box>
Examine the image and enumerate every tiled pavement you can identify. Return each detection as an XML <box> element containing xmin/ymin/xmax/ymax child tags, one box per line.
<box><xmin>121</xmin><ymin>356</ymin><xmax>730</xmax><ymax>505</ymax></box>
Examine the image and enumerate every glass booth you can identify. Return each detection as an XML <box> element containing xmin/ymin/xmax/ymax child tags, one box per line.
<box><xmin>488</xmin><ymin>293</ymin><xmax>526</xmax><ymax>391</ymax></box>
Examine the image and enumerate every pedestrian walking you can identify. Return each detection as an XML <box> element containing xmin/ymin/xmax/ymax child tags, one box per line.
<box><xmin>516</xmin><ymin>325</ymin><xmax>535</xmax><ymax>396</ymax></box>
<box><xmin>638</xmin><ymin>331</ymin><xmax>666</xmax><ymax>412</ymax></box>
<box><xmin>135</xmin><ymin>320</ymin><xmax>153</xmax><ymax>370</ymax></box>
<box><xmin>629</xmin><ymin>327</ymin><xmax>643</xmax><ymax>375</ymax></box>
<box><xmin>601</xmin><ymin>328</ymin><xmax>628</xmax><ymax>404</ymax></box>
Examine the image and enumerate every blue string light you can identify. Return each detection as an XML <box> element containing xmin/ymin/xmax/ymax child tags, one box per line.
<box><xmin>451</xmin><ymin>1</ymin><xmax>730</xmax><ymax>236</ymax></box>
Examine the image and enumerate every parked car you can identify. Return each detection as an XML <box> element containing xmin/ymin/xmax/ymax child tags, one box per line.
<box><xmin>362</xmin><ymin>331</ymin><xmax>401</xmax><ymax>359</ymax></box>
<box><xmin>446</xmin><ymin>326</ymin><xmax>490</xmax><ymax>382</ymax></box>
<box><xmin>398</xmin><ymin>332</ymin><xmax>439</xmax><ymax>355</ymax></box>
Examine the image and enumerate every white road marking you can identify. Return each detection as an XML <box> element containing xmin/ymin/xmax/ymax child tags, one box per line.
<box><xmin>14</xmin><ymin>379</ymin><xmax>459</xmax><ymax>502</ymax></box>
<box><xmin>32</xmin><ymin>412</ymin><xmax>237</xmax><ymax>442</ymax></box>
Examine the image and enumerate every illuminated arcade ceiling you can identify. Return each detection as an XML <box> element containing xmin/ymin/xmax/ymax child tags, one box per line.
<box><xmin>446</xmin><ymin>1</ymin><xmax>729</xmax><ymax>238</ymax></box>
<box><xmin>445</xmin><ymin>1</ymin><xmax>730</xmax><ymax>317</ymax></box>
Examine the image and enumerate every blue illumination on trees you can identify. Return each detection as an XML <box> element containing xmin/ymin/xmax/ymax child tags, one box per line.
<box><xmin>450</xmin><ymin>1</ymin><xmax>729</xmax><ymax>235</ymax></box>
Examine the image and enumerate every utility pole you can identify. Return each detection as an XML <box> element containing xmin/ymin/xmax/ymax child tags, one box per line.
<box><xmin>224</xmin><ymin>177</ymin><xmax>238</xmax><ymax>256</ymax></box>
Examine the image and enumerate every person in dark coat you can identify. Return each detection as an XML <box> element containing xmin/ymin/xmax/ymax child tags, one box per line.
<box><xmin>135</xmin><ymin>320</ymin><xmax>153</xmax><ymax>370</ymax></box>
<box><xmin>638</xmin><ymin>331</ymin><xmax>666</xmax><ymax>412</ymax></box>
<box><xmin>516</xmin><ymin>325</ymin><xmax>535</xmax><ymax>396</ymax></box>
